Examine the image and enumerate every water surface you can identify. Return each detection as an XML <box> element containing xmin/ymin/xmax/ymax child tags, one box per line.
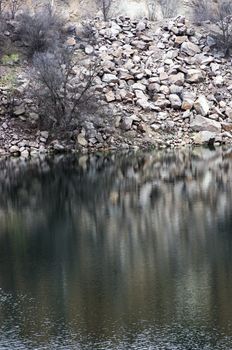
<box><xmin>0</xmin><ymin>147</ymin><xmax>232</xmax><ymax>349</ymax></box>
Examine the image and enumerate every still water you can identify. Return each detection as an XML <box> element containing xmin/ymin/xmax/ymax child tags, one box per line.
<box><xmin>0</xmin><ymin>147</ymin><xmax>232</xmax><ymax>349</ymax></box>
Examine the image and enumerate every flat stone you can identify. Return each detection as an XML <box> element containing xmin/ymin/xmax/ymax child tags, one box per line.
<box><xmin>14</xmin><ymin>105</ymin><xmax>25</xmax><ymax>116</ymax></box>
<box><xmin>181</xmin><ymin>91</ymin><xmax>195</xmax><ymax>110</ymax></box>
<box><xmin>131</xmin><ymin>82</ymin><xmax>146</xmax><ymax>91</ymax></box>
<box><xmin>193</xmin><ymin>131</ymin><xmax>216</xmax><ymax>145</ymax></box>
<box><xmin>66</xmin><ymin>37</ymin><xmax>76</xmax><ymax>46</ymax></box>
<box><xmin>102</xmin><ymin>74</ymin><xmax>118</xmax><ymax>83</ymax></box>
<box><xmin>190</xmin><ymin>115</ymin><xmax>221</xmax><ymax>133</ymax></box>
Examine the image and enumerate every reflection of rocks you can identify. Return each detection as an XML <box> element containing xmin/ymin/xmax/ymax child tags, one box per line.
<box><xmin>0</xmin><ymin>148</ymin><xmax>231</xmax><ymax>346</ymax></box>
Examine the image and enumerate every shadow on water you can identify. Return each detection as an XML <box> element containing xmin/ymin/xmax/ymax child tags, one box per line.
<box><xmin>0</xmin><ymin>147</ymin><xmax>231</xmax><ymax>349</ymax></box>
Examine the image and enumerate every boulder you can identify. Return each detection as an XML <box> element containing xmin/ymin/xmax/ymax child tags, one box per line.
<box><xmin>193</xmin><ymin>131</ymin><xmax>216</xmax><ymax>145</ymax></box>
<box><xmin>9</xmin><ymin>145</ymin><xmax>20</xmax><ymax>155</ymax></box>
<box><xmin>186</xmin><ymin>69</ymin><xmax>204</xmax><ymax>83</ymax></box>
<box><xmin>194</xmin><ymin>95</ymin><xmax>210</xmax><ymax>116</ymax></box>
<box><xmin>181</xmin><ymin>41</ymin><xmax>201</xmax><ymax>56</ymax></box>
<box><xmin>169</xmin><ymin>94</ymin><xmax>182</xmax><ymax>109</ymax></box>
<box><xmin>77</xmin><ymin>134</ymin><xmax>88</xmax><ymax>147</ymax></box>
<box><xmin>102</xmin><ymin>74</ymin><xmax>118</xmax><ymax>83</ymax></box>
<box><xmin>190</xmin><ymin>115</ymin><xmax>221</xmax><ymax>133</ymax></box>
<box><xmin>181</xmin><ymin>91</ymin><xmax>195</xmax><ymax>110</ymax></box>
<box><xmin>131</xmin><ymin>82</ymin><xmax>146</xmax><ymax>91</ymax></box>
<box><xmin>14</xmin><ymin>105</ymin><xmax>25</xmax><ymax>116</ymax></box>
<box><xmin>105</xmin><ymin>90</ymin><xmax>115</xmax><ymax>102</ymax></box>
<box><xmin>169</xmin><ymin>73</ymin><xmax>185</xmax><ymax>86</ymax></box>
<box><xmin>121</xmin><ymin>116</ymin><xmax>133</xmax><ymax>131</ymax></box>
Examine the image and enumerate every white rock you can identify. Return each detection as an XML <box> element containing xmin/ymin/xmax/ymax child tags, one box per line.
<box><xmin>136</xmin><ymin>21</ymin><xmax>146</xmax><ymax>31</ymax></box>
<box><xmin>102</xmin><ymin>74</ymin><xmax>118</xmax><ymax>83</ymax></box>
<box><xmin>131</xmin><ymin>82</ymin><xmax>146</xmax><ymax>91</ymax></box>
<box><xmin>193</xmin><ymin>131</ymin><xmax>216</xmax><ymax>145</ymax></box>
<box><xmin>77</xmin><ymin>134</ymin><xmax>88</xmax><ymax>147</ymax></box>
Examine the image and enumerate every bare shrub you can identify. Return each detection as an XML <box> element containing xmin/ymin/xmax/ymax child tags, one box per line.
<box><xmin>96</xmin><ymin>0</ymin><xmax>112</xmax><ymax>21</ymax></box>
<box><xmin>0</xmin><ymin>0</ymin><xmax>5</xmax><ymax>17</ymax></box>
<box><xmin>80</xmin><ymin>22</ymin><xmax>96</xmax><ymax>45</ymax></box>
<box><xmin>191</xmin><ymin>0</ymin><xmax>232</xmax><ymax>55</ymax></box>
<box><xmin>16</xmin><ymin>6</ymin><xmax>64</xmax><ymax>58</ymax></box>
<box><xmin>9</xmin><ymin>0</ymin><xmax>23</xmax><ymax>19</ymax></box>
<box><xmin>159</xmin><ymin>0</ymin><xmax>180</xmax><ymax>18</ymax></box>
<box><xmin>30</xmin><ymin>47</ymin><xmax>100</xmax><ymax>130</ymax></box>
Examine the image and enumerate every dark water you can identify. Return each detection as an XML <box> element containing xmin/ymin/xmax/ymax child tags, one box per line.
<box><xmin>0</xmin><ymin>147</ymin><xmax>232</xmax><ymax>349</ymax></box>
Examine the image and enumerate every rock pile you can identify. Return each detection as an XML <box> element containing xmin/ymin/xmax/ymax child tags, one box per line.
<box><xmin>1</xmin><ymin>15</ymin><xmax>232</xmax><ymax>156</ymax></box>
<box><xmin>79</xmin><ymin>15</ymin><xmax>232</xmax><ymax>148</ymax></box>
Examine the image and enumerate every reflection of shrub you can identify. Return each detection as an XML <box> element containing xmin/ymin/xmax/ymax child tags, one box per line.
<box><xmin>16</xmin><ymin>7</ymin><xmax>64</xmax><ymax>58</ymax></box>
<box><xmin>191</xmin><ymin>0</ymin><xmax>232</xmax><ymax>55</ymax></box>
<box><xmin>30</xmin><ymin>47</ymin><xmax>100</xmax><ymax>130</ymax></box>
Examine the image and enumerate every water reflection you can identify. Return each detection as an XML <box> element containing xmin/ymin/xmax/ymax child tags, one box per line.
<box><xmin>0</xmin><ymin>147</ymin><xmax>232</xmax><ymax>349</ymax></box>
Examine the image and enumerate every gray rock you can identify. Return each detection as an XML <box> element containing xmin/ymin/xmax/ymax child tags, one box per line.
<box><xmin>169</xmin><ymin>73</ymin><xmax>185</xmax><ymax>86</ymax></box>
<box><xmin>14</xmin><ymin>105</ymin><xmax>25</xmax><ymax>116</ymax></box>
<box><xmin>121</xmin><ymin>116</ymin><xmax>133</xmax><ymax>131</ymax></box>
<box><xmin>181</xmin><ymin>41</ymin><xmax>201</xmax><ymax>56</ymax></box>
<box><xmin>190</xmin><ymin>115</ymin><xmax>221</xmax><ymax>133</ymax></box>
<box><xmin>169</xmin><ymin>94</ymin><xmax>182</xmax><ymax>109</ymax></box>
<box><xmin>186</xmin><ymin>69</ymin><xmax>204</xmax><ymax>83</ymax></box>
<box><xmin>194</xmin><ymin>95</ymin><xmax>210</xmax><ymax>116</ymax></box>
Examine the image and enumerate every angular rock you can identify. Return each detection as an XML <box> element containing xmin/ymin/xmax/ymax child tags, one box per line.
<box><xmin>14</xmin><ymin>105</ymin><xmax>25</xmax><ymax>116</ymax></box>
<box><xmin>181</xmin><ymin>91</ymin><xmax>195</xmax><ymax>110</ymax></box>
<box><xmin>186</xmin><ymin>69</ymin><xmax>204</xmax><ymax>83</ymax></box>
<box><xmin>194</xmin><ymin>95</ymin><xmax>210</xmax><ymax>116</ymax></box>
<box><xmin>169</xmin><ymin>94</ymin><xmax>182</xmax><ymax>109</ymax></box>
<box><xmin>225</xmin><ymin>107</ymin><xmax>232</xmax><ymax>120</ymax></box>
<box><xmin>190</xmin><ymin>115</ymin><xmax>221</xmax><ymax>133</ymax></box>
<box><xmin>102</xmin><ymin>74</ymin><xmax>118</xmax><ymax>83</ymax></box>
<box><xmin>169</xmin><ymin>73</ymin><xmax>185</xmax><ymax>86</ymax></box>
<box><xmin>181</xmin><ymin>41</ymin><xmax>201</xmax><ymax>56</ymax></box>
<box><xmin>105</xmin><ymin>90</ymin><xmax>115</xmax><ymax>102</ymax></box>
<box><xmin>121</xmin><ymin>116</ymin><xmax>133</xmax><ymax>131</ymax></box>
<box><xmin>131</xmin><ymin>82</ymin><xmax>146</xmax><ymax>91</ymax></box>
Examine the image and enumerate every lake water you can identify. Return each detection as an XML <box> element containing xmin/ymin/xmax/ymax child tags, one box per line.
<box><xmin>0</xmin><ymin>147</ymin><xmax>232</xmax><ymax>350</ymax></box>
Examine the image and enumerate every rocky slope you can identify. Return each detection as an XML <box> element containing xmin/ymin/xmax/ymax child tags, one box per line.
<box><xmin>74</xmin><ymin>15</ymin><xmax>232</xmax><ymax>150</ymax></box>
<box><xmin>0</xmin><ymin>15</ymin><xmax>232</xmax><ymax>156</ymax></box>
